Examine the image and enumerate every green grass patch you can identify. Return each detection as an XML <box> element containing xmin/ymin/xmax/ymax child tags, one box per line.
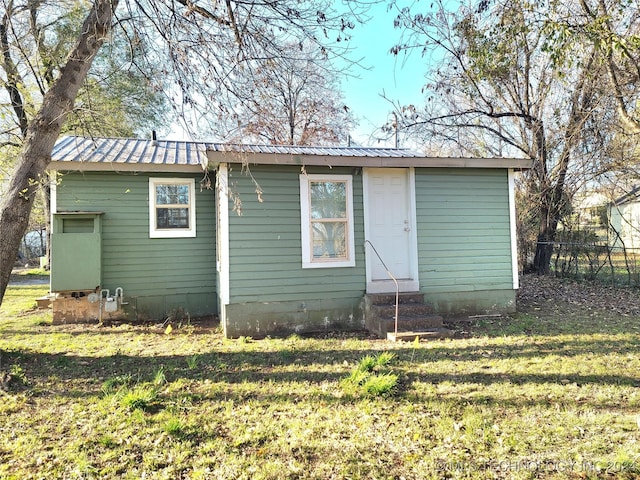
<box><xmin>20</xmin><ymin>268</ymin><xmax>49</xmax><ymax>276</ymax></box>
<box><xmin>101</xmin><ymin>374</ymin><xmax>134</xmax><ymax>395</ymax></box>
<box><xmin>341</xmin><ymin>352</ymin><xmax>399</xmax><ymax>397</ymax></box>
<box><xmin>2</xmin><ymin>283</ymin><xmax>640</xmax><ymax>478</ymax></box>
<box><xmin>119</xmin><ymin>385</ymin><xmax>159</xmax><ymax>412</ymax></box>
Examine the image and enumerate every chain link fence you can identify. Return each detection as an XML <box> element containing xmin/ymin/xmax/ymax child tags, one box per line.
<box><xmin>541</xmin><ymin>240</ymin><xmax>640</xmax><ymax>286</ymax></box>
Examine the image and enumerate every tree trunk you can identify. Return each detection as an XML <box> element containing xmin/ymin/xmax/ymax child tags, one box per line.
<box><xmin>43</xmin><ymin>179</ymin><xmax>51</xmax><ymax>269</ymax></box>
<box><xmin>533</xmin><ymin>229</ymin><xmax>555</xmax><ymax>275</ymax></box>
<box><xmin>532</xmin><ymin>195</ymin><xmax>562</xmax><ymax>275</ymax></box>
<box><xmin>0</xmin><ymin>0</ymin><xmax>117</xmax><ymax>305</ymax></box>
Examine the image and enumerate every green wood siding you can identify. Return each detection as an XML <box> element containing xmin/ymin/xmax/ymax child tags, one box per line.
<box><xmin>55</xmin><ymin>172</ymin><xmax>217</xmax><ymax>317</ymax></box>
<box><xmin>415</xmin><ymin>168</ymin><xmax>514</xmax><ymax>294</ymax></box>
<box><xmin>227</xmin><ymin>165</ymin><xmax>366</xmax><ymax>303</ymax></box>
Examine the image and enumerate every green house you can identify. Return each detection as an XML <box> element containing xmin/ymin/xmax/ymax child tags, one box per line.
<box><xmin>49</xmin><ymin>136</ymin><xmax>530</xmax><ymax>337</ymax></box>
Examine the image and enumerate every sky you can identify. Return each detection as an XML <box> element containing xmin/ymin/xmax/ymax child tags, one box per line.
<box><xmin>339</xmin><ymin>2</ymin><xmax>428</xmax><ymax>147</ymax></box>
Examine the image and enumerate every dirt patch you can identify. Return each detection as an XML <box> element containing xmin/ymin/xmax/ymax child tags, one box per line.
<box><xmin>517</xmin><ymin>274</ymin><xmax>640</xmax><ymax>317</ymax></box>
<box><xmin>40</xmin><ymin>315</ymin><xmax>221</xmax><ymax>335</ymax></box>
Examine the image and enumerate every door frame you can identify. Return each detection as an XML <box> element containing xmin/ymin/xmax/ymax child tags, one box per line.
<box><xmin>363</xmin><ymin>167</ymin><xmax>419</xmax><ymax>294</ymax></box>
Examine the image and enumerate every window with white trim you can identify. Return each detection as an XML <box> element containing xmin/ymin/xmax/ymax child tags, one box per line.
<box><xmin>149</xmin><ymin>177</ymin><xmax>196</xmax><ymax>238</ymax></box>
<box><xmin>300</xmin><ymin>174</ymin><xmax>355</xmax><ymax>268</ymax></box>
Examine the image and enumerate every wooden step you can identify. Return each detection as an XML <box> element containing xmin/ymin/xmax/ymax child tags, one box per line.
<box><xmin>387</xmin><ymin>328</ymin><xmax>453</xmax><ymax>342</ymax></box>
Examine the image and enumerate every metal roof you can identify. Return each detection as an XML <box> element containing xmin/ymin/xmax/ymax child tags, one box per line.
<box><xmin>205</xmin><ymin>142</ymin><xmax>424</xmax><ymax>158</ymax></box>
<box><xmin>50</xmin><ymin>136</ymin><xmax>532</xmax><ymax>171</ymax></box>
<box><xmin>51</xmin><ymin>136</ymin><xmax>208</xmax><ymax>167</ymax></box>
<box><xmin>52</xmin><ymin>136</ymin><xmax>422</xmax><ymax>164</ymax></box>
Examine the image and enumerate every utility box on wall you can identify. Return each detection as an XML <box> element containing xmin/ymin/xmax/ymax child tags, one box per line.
<box><xmin>51</xmin><ymin>212</ymin><xmax>103</xmax><ymax>292</ymax></box>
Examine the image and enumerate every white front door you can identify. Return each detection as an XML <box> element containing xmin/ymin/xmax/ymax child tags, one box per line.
<box><xmin>364</xmin><ymin>168</ymin><xmax>419</xmax><ymax>293</ymax></box>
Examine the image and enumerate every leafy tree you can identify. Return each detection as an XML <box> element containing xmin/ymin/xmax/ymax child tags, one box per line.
<box><xmin>1</xmin><ymin>0</ymin><xmax>170</xmax><ymax>268</ymax></box>
<box><xmin>1</xmin><ymin>0</ymin><xmax>169</xmax><ymax>146</ymax></box>
<box><xmin>557</xmin><ymin>0</ymin><xmax>640</xmax><ymax>135</ymax></box>
<box><xmin>390</xmin><ymin>0</ymin><xmax>634</xmax><ymax>273</ymax></box>
<box><xmin>0</xmin><ymin>0</ymin><xmax>368</xmax><ymax>305</ymax></box>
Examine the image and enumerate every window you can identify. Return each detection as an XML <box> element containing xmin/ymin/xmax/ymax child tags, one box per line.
<box><xmin>300</xmin><ymin>174</ymin><xmax>355</xmax><ymax>268</ymax></box>
<box><xmin>149</xmin><ymin>178</ymin><xmax>196</xmax><ymax>238</ymax></box>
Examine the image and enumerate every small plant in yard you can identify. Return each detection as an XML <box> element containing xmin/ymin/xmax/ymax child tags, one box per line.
<box><xmin>373</xmin><ymin>351</ymin><xmax>395</xmax><ymax>367</ymax></box>
<box><xmin>361</xmin><ymin>372</ymin><xmax>398</xmax><ymax>397</ymax></box>
<box><xmin>153</xmin><ymin>366</ymin><xmax>167</xmax><ymax>386</ymax></box>
<box><xmin>164</xmin><ymin>417</ymin><xmax>187</xmax><ymax>437</ymax></box>
<box><xmin>9</xmin><ymin>364</ymin><xmax>27</xmax><ymax>386</ymax></box>
<box><xmin>356</xmin><ymin>354</ymin><xmax>378</xmax><ymax>372</ymax></box>
<box><xmin>101</xmin><ymin>374</ymin><xmax>133</xmax><ymax>395</ymax></box>
<box><xmin>0</xmin><ymin>364</ymin><xmax>26</xmax><ymax>392</ymax></box>
<box><xmin>97</xmin><ymin>435</ymin><xmax>117</xmax><ymax>448</ymax></box>
<box><xmin>120</xmin><ymin>385</ymin><xmax>159</xmax><ymax>412</ymax></box>
<box><xmin>410</xmin><ymin>335</ymin><xmax>420</xmax><ymax>363</ymax></box>
<box><xmin>341</xmin><ymin>352</ymin><xmax>399</xmax><ymax>397</ymax></box>
<box><xmin>186</xmin><ymin>355</ymin><xmax>200</xmax><ymax>370</ymax></box>
<box><xmin>102</xmin><ymin>373</ymin><xmax>161</xmax><ymax>412</ymax></box>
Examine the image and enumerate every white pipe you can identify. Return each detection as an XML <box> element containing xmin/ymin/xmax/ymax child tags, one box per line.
<box><xmin>115</xmin><ymin>287</ymin><xmax>125</xmax><ymax>306</ymax></box>
<box><xmin>99</xmin><ymin>289</ymin><xmax>109</xmax><ymax>323</ymax></box>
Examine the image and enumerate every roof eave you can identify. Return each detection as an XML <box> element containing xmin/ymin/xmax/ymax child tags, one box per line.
<box><xmin>207</xmin><ymin>151</ymin><xmax>532</xmax><ymax>170</ymax></box>
<box><xmin>48</xmin><ymin>161</ymin><xmax>206</xmax><ymax>173</ymax></box>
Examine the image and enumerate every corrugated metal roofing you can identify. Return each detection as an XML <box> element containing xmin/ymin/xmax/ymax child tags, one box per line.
<box><xmin>51</xmin><ymin>136</ymin><xmax>209</xmax><ymax>166</ymax></box>
<box><xmin>51</xmin><ymin>136</ymin><xmax>424</xmax><ymax>165</ymax></box>
<box><xmin>50</xmin><ymin>135</ymin><xmax>532</xmax><ymax>170</ymax></box>
<box><xmin>205</xmin><ymin>142</ymin><xmax>424</xmax><ymax>157</ymax></box>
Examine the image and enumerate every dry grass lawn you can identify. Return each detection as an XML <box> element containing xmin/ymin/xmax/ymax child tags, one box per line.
<box><xmin>1</xmin><ymin>276</ymin><xmax>639</xmax><ymax>479</ymax></box>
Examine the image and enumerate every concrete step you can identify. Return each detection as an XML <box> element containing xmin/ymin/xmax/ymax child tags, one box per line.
<box><xmin>387</xmin><ymin>328</ymin><xmax>453</xmax><ymax>342</ymax></box>
<box><xmin>384</xmin><ymin>314</ymin><xmax>444</xmax><ymax>332</ymax></box>
<box><xmin>364</xmin><ymin>292</ymin><xmax>443</xmax><ymax>339</ymax></box>
<box><xmin>367</xmin><ymin>292</ymin><xmax>424</xmax><ymax>306</ymax></box>
<box><xmin>36</xmin><ymin>296</ymin><xmax>52</xmax><ymax>309</ymax></box>
<box><xmin>373</xmin><ymin>303</ymin><xmax>435</xmax><ymax>318</ymax></box>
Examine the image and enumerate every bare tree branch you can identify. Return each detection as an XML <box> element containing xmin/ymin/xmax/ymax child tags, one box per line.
<box><xmin>0</xmin><ymin>0</ymin><xmax>29</xmax><ymax>137</ymax></box>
